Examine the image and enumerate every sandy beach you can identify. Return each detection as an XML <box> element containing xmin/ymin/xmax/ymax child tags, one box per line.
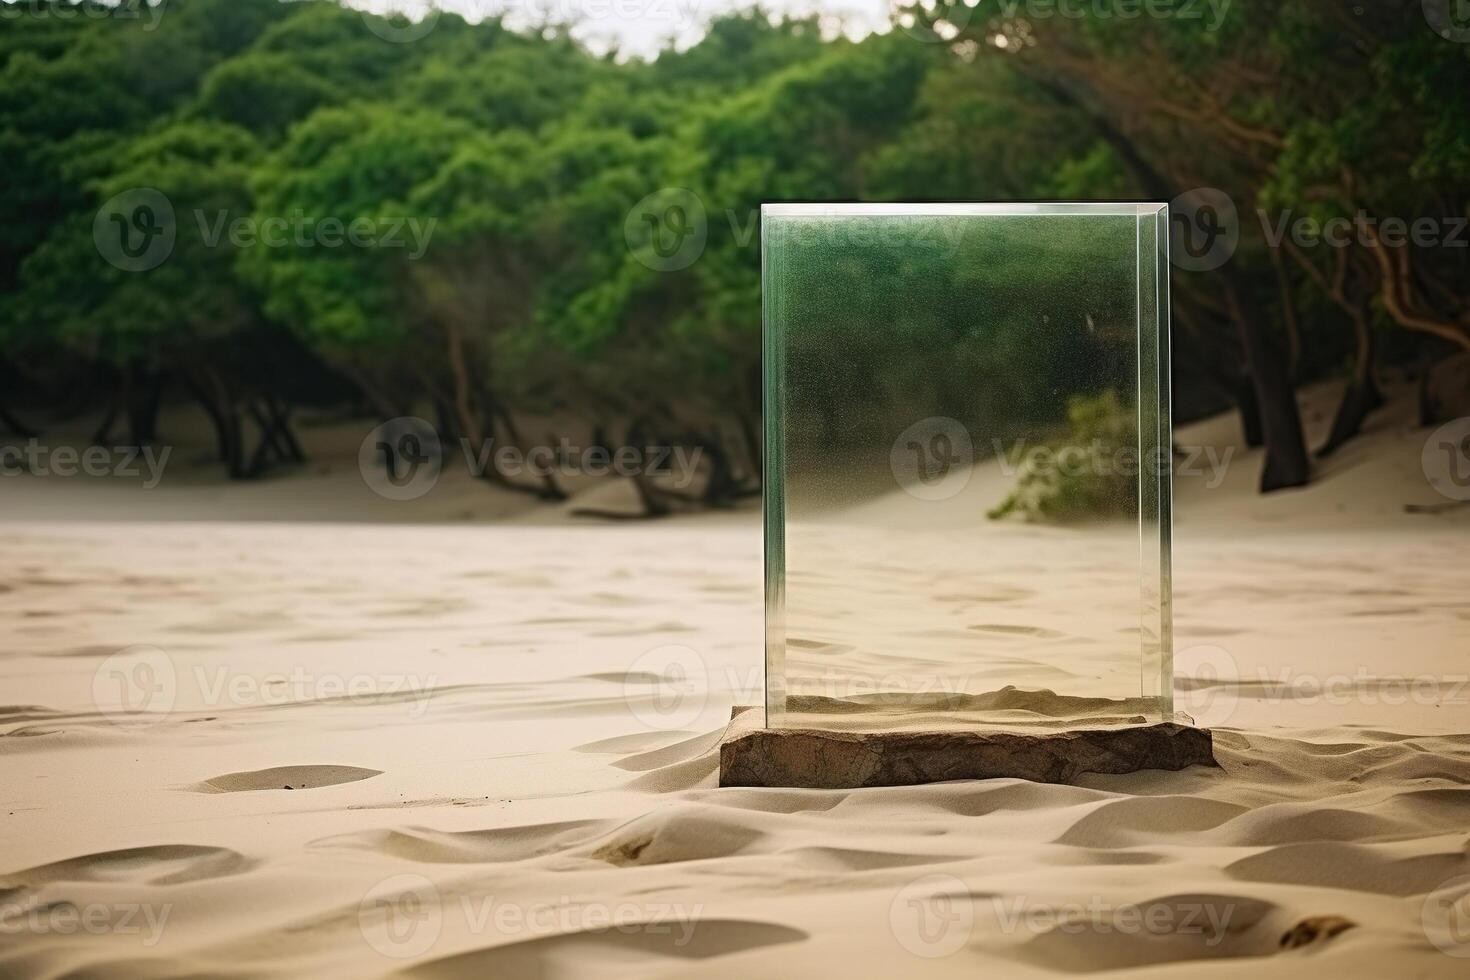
<box><xmin>2</xmin><ymin>382</ymin><xmax>1468</xmax><ymax>978</ymax></box>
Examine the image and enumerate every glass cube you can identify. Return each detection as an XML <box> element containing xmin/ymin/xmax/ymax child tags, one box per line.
<box><xmin>762</xmin><ymin>203</ymin><xmax>1171</xmax><ymax>732</ymax></box>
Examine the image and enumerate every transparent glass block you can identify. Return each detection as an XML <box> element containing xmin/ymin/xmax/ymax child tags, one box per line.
<box><xmin>763</xmin><ymin>203</ymin><xmax>1171</xmax><ymax>732</ymax></box>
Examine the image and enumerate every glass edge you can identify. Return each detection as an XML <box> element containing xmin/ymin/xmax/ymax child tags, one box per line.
<box><xmin>761</xmin><ymin>216</ymin><xmax>787</xmax><ymax>729</ymax></box>
<box><xmin>1136</xmin><ymin>208</ymin><xmax>1173</xmax><ymax>722</ymax></box>
<box><xmin>764</xmin><ymin>204</ymin><xmax>1173</xmax><ymax>730</ymax></box>
<box><xmin>1136</xmin><ymin>207</ymin><xmax>1174</xmax><ymax>722</ymax></box>
<box><xmin>1157</xmin><ymin>205</ymin><xmax>1175</xmax><ymax>720</ymax></box>
<box><xmin>761</xmin><ymin>202</ymin><xmax>1169</xmax><ymax>218</ymax></box>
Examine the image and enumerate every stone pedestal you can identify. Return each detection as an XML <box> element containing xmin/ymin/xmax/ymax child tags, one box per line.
<box><xmin>718</xmin><ymin>707</ymin><xmax>1216</xmax><ymax>789</ymax></box>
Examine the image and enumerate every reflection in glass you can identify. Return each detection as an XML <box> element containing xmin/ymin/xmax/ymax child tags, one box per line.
<box><xmin>762</xmin><ymin>204</ymin><xmax>1171</xmax><ymax>732</ymax></box>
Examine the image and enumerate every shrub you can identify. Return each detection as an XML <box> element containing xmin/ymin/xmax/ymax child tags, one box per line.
<box><xmin>987</xmin><ymin>390</ymin><xmax>1137</xmax><ymax>523</ymax></box>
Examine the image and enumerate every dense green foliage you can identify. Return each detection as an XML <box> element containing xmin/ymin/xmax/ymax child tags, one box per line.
<box><xmin>0</xmin><ymin>0</ymin><xmax>1465</xmax><ymax>505</ymax></box>
<box><xmin>770</xmin><ymin>213</ymin><xmax>1136</xmax><ymax>453</ymax></box>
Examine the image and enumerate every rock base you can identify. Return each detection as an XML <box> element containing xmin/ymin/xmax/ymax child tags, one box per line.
<box><xmin>718</xmin><ymin>708</ymin><xmax>1217</xmax><ymax>789</ymax></box>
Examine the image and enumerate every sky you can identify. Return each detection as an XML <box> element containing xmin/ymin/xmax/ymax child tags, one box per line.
<box><xmin>350</xmin><ymin>0</ymin><xmax>898</xmax><ymax>60</ymax></box>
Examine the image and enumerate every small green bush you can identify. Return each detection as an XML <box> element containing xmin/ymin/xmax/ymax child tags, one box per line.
<box><xmin>988</xmin><ymin>390</ymin><xmax>1138</xmax><ymax>524</ymax></box>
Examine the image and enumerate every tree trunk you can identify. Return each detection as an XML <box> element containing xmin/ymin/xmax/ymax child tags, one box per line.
<box><xmin>273</xmin><ymin>400</ymin><xmax>306</xmax><ymax>463</ymax></box>
<box><xmin>336</xmin><ymin>361</ymin><xmax>399</xmax><ymax>420</ymax></box>
<box><xmin>125</xmin><ymin>365</ymin><xmax>164</xmax><ymax>447</ymax></box>
<box><xmin>1317</xmin><ymin>306</ymin><xmax>1382</xmax><ymax>458</ymax></box>
<box><xmin>184</xmin><ymin>374</ymin><xmax>231</xmax><ymax>464</ymax></box>
<box><xmin>1233</xmin><ymin>374</ymin><xmax>1265</xmax><ymax>449</ymax></box>
<box><xmin>627</xmin><ymin>418</ymin><xmax>671</xmax><ymax>517</ymax></box>
<box><xmin>246</xmin><ymin>397</ymin><xmax>305</xmax><ymax>470</ymax></box>
<box><xmin>440</xmin><ymin>323</ymin><xmax>557</xmax><ymax>500</ymax></box>
<box><xmin>433</xmin><ymin>397</ymin><xmax>459</xmax><ymax>444</ymax></box>
<box><xmin>442</xmin><ymin>320</ymin><xmax>485</xmax><ymax>449</ymax></box>
<box><xmin>1222</xmin><ymin>277</ymin><xmax>1311</xmax><ymax>491</ymax></box>
<box><xmin>491</xmin><ymin>407</ymin><xmax>565</xmax><ymax>500</ymax></box>
<box><xmin>1270</xmin><ymin>246</ymin><xmax>1302</xmax><ymax>382</ymax></box>
<box><xmin>569</xmin><ymin>417</ymin><xmax>674</xmax><ymax>519</ymax></box>
<box><xmin>736</xmin><ymin>411</ymin><xmax>763</xmax><ymax>487</ymax></box>
<box><xmin>55</xmin><ymin>362</ymin><xmax>106</xmax><ymax>421</ymax></box>
<box><xmin>92</xmin><ymin>393</ymin><xmax>121</xmax><ymax>446</ymax></box>
<box><xmin>246</xmin><ymin>406</ymin><xmax>275</xmax><ymax>478</ymax></box>
<box><xmin>221</xmin><ymin>407</ymin><xmax>247</xmax><ymax>479</ymax></box>
<box><xmin>1418</xmin><ymin>356</ymin><xmax>1439</xmax><ymax>428</ymax></box>
<box><xmin>190</xmin><ymin>367</ymin><xmax>248</xmax><ymax>479</ymax></box>
<box><xmin>1027</xmin><ymin>75</ymin><xmax>1311</xmax><ymax>492</ymax></box>
<box><xmin>697</xmin><ymin>433</ymin><xmax>749</xmax><ymax>507</ymax></box>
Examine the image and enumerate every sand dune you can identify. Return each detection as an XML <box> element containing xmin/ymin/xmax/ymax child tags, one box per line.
<box><xmin>1</xmin><ymin>383</ymin><xmax>1468</xmax><ymax>978</ymax></box>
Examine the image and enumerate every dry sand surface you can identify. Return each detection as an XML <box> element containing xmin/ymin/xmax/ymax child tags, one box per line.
<box><xmin>1</xmin><ymin>382</ymin><xmax>1468</xmax><ymax>978</ymax></box>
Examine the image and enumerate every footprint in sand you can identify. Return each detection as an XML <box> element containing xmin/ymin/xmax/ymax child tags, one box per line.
<box><xmin>0</xmin><ymin>705</ymin><xmax>64</xmax><ymax>726</ymax></box>
<box><xmin>43</xmin><ymin>644</ymin><xmax>122</xmax><ymax>659</ymax></box>
<box><xmin>0</xmin><ymin>844</ymin><xmax>254</xmax><ymax>887</ymax></box>
<box><xmin>685</xmin><ymin>786</ymin><xmax>851</xmax><ymax>815</ymax></box>
<box><xmin>1007</xmin><ymin>892</ymin><xmax>1281</xmax><ymax>971</ymax></box>
<box><xmin>1225</xmin><ymin>841</ymin><xmax>1470</xmax><ymax>897</ymax></box>
<box><xmin>571</xmin><ymin>730</ymin><xmax>701</xmax><ymax>755</ymax></box>
<box><xmin>193</xmin><ymin>765</ymin><xmax>382</xmax><ymax>793</ymax></box>
<box><xmin>311</xmin><ymin>819</ymin><xmax>617</xmax><ymax>864</ymax></box>
<box><xmin>588</xmin><ymin>806</ymin><xmax>768</xmax><ymax>867</ymax></box>
<box><xmin>936</xmin><ymin>588</ymin><xmax>1036</xmax><ymax>604</ymax></box>
<box><xmin>579</xmin><ymin>671</ymin><xmax>667</xmax><ymax>686</ymax></box>
<box><xmin>968</xmin><ymin>623</ymin><xmax>1067</xmax><ymax>640</ymax></box>
<box><xmin>398</xmin><ymin>920</ymin><xmax>807</xmax><ymax>977</ymax></box>
<box><xmin>1056</xmin><ymin>796</ymin><xmax>1248</xmax><ymax>848</ymax></box>
<box><xmin>786</xmin><ymin>638</ymin><xmax>857</xmax><ymax>655</ymax></box>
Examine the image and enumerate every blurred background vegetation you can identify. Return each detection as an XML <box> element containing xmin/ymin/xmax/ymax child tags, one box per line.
<box><xmin>1</xmin><ymin>0</ymin><xmax>1467</xmax><ymax>513</ymax></box>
